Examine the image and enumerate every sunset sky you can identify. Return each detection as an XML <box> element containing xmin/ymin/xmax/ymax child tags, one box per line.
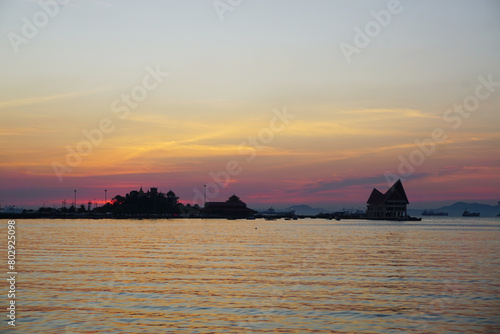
<box><xmin>1</xmin><ymin>0</ymin><xmax>499</xmax><ymax>209</ymax></box>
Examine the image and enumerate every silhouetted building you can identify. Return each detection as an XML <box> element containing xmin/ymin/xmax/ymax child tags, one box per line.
<box><xmin>203</xmin><ymin>195</ymin><xmax>257</xmax><ymax>218</ymax></box>
<box><xmin>166</xmin><ymin>190</ymin><xmax>179</xmax><ymax>206</ymax></box>
<box><xmin>109</xmin><ymin>187</ymin><xmax>185</xmax><ymax>215</ymax></box>
<box><xmin>367</xmin><ymin>179</ymin><xmax>409</xmax><ymax>219</ymax></box>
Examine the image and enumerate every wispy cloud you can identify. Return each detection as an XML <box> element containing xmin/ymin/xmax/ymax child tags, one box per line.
<box><xmin>301</xmin><ymin>173</ymin><xmax>430</xmax><ymax>195</ymax></box>
<box><xmin>339</xmin><ymin>108</ymin><xmax>441</xmax><ymax>120</ymax></box>
<box><xmin>0</xmin><ymin>86</ymin><xmax>111</xmax><ymax>109</ymax></box>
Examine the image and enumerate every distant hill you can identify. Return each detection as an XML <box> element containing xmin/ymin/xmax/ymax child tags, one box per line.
<box><xmin>412</xmin><ymin>202</ymin><xmax>500</xmax><ymax>217</ymax></box>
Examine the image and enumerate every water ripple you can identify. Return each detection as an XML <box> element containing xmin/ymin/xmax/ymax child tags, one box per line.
<box><xmin>3</xmin><ymin>218</ymin><xmax>500</xmax><ymax>333</ymax></box>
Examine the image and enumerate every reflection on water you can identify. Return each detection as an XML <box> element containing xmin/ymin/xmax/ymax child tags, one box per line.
<box><xmin>4</xmin><ymin>218</ymin><xmax>500</xmax><ymax>333</ymax></box>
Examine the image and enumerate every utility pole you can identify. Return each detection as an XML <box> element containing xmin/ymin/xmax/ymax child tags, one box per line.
<box><xmin>204</xmin><ymin>184</ymin><xmax>206</xmax><ymax>206</ymax></box>
<box><xmin>74</xmin><ymin>190</ymin><xmax>77</xmax><ymax>208</ymax></box>
<box><xmin>105</xmin><ymin>189</ymin><xmax>107</xmax><ymax>204</ymax></box>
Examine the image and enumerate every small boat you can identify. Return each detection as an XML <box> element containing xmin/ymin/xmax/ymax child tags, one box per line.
<box><xmin>462</xmin><ymin>210</ymin><xmax>480</xmax><ymax>217</ymax></box>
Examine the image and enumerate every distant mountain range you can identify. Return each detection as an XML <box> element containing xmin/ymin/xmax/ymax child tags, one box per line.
<box><xmin>409</xmin><ymin>202</ymin><xmax>500</xmax><ymax>217</ymax></box>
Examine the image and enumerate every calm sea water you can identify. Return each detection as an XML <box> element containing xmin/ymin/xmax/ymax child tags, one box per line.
<box><xmin>3</xmin><ymin>217</ymin><xmax>500</xmax><ymax>333</ymax></box>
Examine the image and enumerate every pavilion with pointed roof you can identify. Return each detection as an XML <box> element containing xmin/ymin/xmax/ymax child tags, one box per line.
<box><xmin>366</xmin><ymin>179</ymin><xmax>409</xmax><ymax>219</ymax></box>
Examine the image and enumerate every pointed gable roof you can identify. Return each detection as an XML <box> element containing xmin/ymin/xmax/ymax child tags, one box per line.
<box><xmin>367</xmin><ymin>188</ymin><xmax>384</xmax><ymax>204</ymax></box>
<box><xmin>384</xmin><ymin>179</ymin><xmax>409</xmax><ymax>204</ymax></box>
<box><xmin>367</xmin><ymin>179</ymin><xmax>409</xmax><ymax>204</ymax></box>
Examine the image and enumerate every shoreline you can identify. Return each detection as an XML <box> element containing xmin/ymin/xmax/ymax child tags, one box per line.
<box><xmin>0</xmin><ymin>212</ymin><xmax>423</xmax><ymax>221</ymax></box>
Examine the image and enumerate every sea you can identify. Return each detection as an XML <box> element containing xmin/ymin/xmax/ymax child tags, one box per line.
<box><xmin>3</xmin><ymin>217</ymin><xmax>500</xmax><ymax>333</ymax></box>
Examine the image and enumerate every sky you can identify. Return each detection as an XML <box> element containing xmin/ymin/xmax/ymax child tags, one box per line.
<box><xmin>0</xmin><ymin>0</ymin><xmax>499</xmax><ymax>210</ymax></box>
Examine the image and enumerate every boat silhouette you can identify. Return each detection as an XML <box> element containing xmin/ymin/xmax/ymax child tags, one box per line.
<box><xmin>462</xmin><ymin>210</ymin><xmax>480</xmax><ymax>217</ymax></box>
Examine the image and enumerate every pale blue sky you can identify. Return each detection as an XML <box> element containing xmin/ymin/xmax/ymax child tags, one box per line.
<box><xmin>2</xmin><ymin>0</ymin><xmax>499</xmax><ymax>107</ymax></box>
